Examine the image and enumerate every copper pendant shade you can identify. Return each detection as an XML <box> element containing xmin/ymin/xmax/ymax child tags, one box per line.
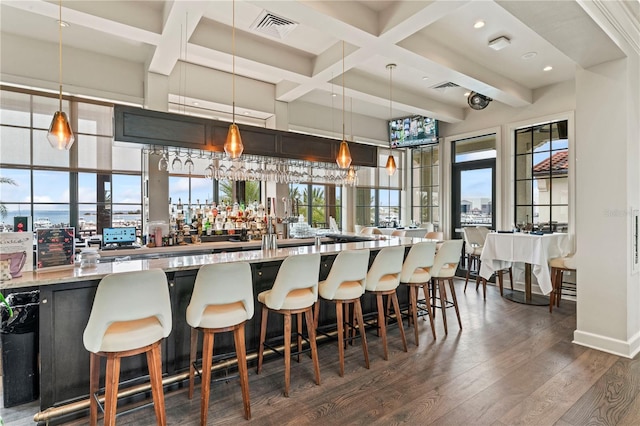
<box><xmin>336</xmin><ymin>40</ymin><xmax>352</xmax><ymax>169</ymax></box>
<box><xmin>224</xmin><ymin>0</ymin><xmax>244</xmax><ymax>159</ymax></box>
<box><xmin>385</xmin><ymin>154</ymin><xmax>397</xmax><ymax>176</ymax></box>
<box><xmin>47</xmin><ymin>0</ymin><xmax>74</xmax><ymax>150</ymax></box>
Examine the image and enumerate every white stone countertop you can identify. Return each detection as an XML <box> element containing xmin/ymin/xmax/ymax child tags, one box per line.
<box><xmin>1</xmin><ymin>235</ymin><xmax>425</xmax><ymax>290</ymax></box>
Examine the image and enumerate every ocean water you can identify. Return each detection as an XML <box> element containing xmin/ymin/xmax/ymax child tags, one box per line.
<box><xmin>3</xmin><ymin>210</ymin><xmax>141</xmax><ymax>228</ymax></box>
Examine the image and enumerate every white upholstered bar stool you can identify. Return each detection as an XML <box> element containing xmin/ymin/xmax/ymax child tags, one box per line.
<box><xmin>314</xmin><ymin>249</ymin><xmax>370</xmax><ymax>377</ymax></box>
<box><xmin>186</xmin><ymin>262</ymin><xmax>253</xmax><ymax>423</ymax></box>
<box><xmin>365</xmin><ymin>246</ymin><xmax>408</xmax><ymax>360</ymax></box>
<box><xmin>429</xmin><ymin>240</ymin><xmax>464</xmax><ymax>335</ymax></box>
<box><xmin>83</xmin><ymin>269</ymin><xmax>172</xmax><ymax>426</ymax></box>
<box><xmin>256</xmin><ymin>253</ymin><xmax>321</xmax><ymax>397</ymax></box>
<box><xmin>399</xmin><ymin>241</ymin><xmax>437</xmax><ymax>345</ymax></box>
<box><xmin>462</xmin><ymin>227</ymin><xmax>483</xmax><ymax>291</ymax></box>
<box><xmin>549</xmin><ymin>254</ymin><xmax>576</xmax><ymax>313</ymax></box>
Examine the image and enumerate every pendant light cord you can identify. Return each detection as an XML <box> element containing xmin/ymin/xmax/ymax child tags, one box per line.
<box><xmin>342</xmin><ymin>40</ymin><xmax>345</xmax><ymax>141</ymax></box>
<box><xmin>58</xmin><ymin>0</ymin><xmax>63</xmax><ymax>111</ymax></box>
<box><xmin>232</xmin><ymin>0</ymin><xmax>236</xmax><ymax>125</ymax></box>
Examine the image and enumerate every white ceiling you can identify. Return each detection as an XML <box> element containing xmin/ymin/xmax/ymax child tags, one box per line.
<box><xmin>1</xmin><ymin>0</ymin><xmax>635</xmax><ymax>124</ymax></box>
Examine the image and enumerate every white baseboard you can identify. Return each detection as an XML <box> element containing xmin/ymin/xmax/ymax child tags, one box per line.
<box><xmin>573</xmin><ymin>329</ymin><xmax>640</xmax><ymax>358</ymax></box>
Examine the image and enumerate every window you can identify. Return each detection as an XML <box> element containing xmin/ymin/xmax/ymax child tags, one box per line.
<box><xmin>411</xmin><ymin>144</ymin><xmax>439</xmax><ymax>227</ymax></box>
<box><xmin>514</xmin><ymin>120</ymin><xmax>568</xmax><ymax>231</ymax></box>
<box><xmin>355</xmin><ymin>148</ymin><xmax>402</xmax><ymax>227</ymax></box>
<box><xmin>0</xmin><ymin>87</ymin><xmax>142</xmax><ymax>234</ymax></box>
<box><xmin>289</xmin><ymin>183</ymin><xmax>341</xmax><ymax>228</ymax></box>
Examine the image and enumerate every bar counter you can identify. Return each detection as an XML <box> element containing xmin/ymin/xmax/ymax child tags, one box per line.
<box><xmin>1</xmin><ymin>236</ymin><xmax>422</xmax><ymax>423</ymax></box>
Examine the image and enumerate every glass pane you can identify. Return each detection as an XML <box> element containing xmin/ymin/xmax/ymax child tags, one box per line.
<box><xmin>532</xmin><ymin>151</ymin><xmax>550</xmax><ymax>176</ymax></box>
<box><xmin>515</xmin><ymin>127</ymin><xmax>533</xmax><ymax>154</ymax></box>
<box><xmin>432</xmin><ymin>165</ymin><xmax>439</xmax><ymax>186</ymax></box>
<box><xmin>516</xmin><ymin>180</ymin><xmax>533</xmax><ymax>205</ymax></box>
<box><xmin>420</xmin><ymin>167</ymin><xmax>432</xmax><ymax>186</ymax></box>
<box><xmin>551</xmin><ymin>206</ymin><xmax>569</xmax><ymax>231</ymax></box>
<box><xmin>33</xmin><ymin>204</ymin><xmax>69</xmax><ymax>228</ymax></box>
<box><xmin>77</xmin><ymin>103</ymin><xmax>113</xmax><ymax>136</ymax></box>
<box><xmin>412</xmin><ymin>167</ymin><xmax>421</xmax><ymax>187</ymax></box>
<box><xmin>0</xmin><ymin>91</ymin><xmax>30</xmax><ymax>126</ymax></box>
<box><xmin>0</xmin><ymin>203</ymin><xmax>31</xmax><ymax>230</ymax></box>
<box><xmin>218</xmin><ymin>179</ymin><xmax>233</xmax><ymax>205</ymax></box>
<box><xmin>189</xmin><ymin>176</ymin><xmax>214</xmax><ymax>206</ymax></box>
<box><xmin>78</xmin><ymin>173</ymin><xmax>97</xmax><ymax>203</ymax></box>
<box><xmin>431</xmin><ymin>208</ymin><xmax>440</xmax><ymax>226</ymax></box>
<box><xmin>33</xmin><ymin>97</ymin><xmax>68</xmax><ymax>130</ymax></box>
<box><xmin>454</xmin><ymin>134</ymin><xmax>496</xmax><ymax>162</ymax></box>
<box><xmin>112</xmin><ymin>174</ymin><xmax>141</xmax><ymax>204</ymax></box>
<box><xmin>551</xmin><ymin>177</ymin><xmax>569</xmax><ymax>204</ymax></box>
<box><xmin>0</xmin><ymin>168</ymin><xmax>30</xmax><ymax>202</ymax></box>
<box><xmin>33</xmin><ymin>129</ymin><xmax>69</xmax><ymax>167</ymax></box>
<box><xmin>77</xmin><ymin>135</ymin><xmax>115</xmax><ymax>170</ymax></box>
<box><xmin>78</xmin><ymin>204</ymin><xmax>98</xmax><ymax>235</ymax></box>
<box><xmin>515</xmin><ymin>206</ymin><xmax>532</xmax><ymax>226</ymax></box>
<box><xmin>112</xmin><ymin>204</ymin><xmax>141</xmax><ymax>229</ymax></box>
<box><xmin>356</xmin><ymin>166</ymin><xmax>375</xmax><ymax>187</ymax></box>
<box><xmin>535</xmin><ymin>205</ymin><xmax>550</xmax><ymax>225</ymax></box>
<box><xmin>515</xmin><ymin>154</ymin><xmax>532</xmax><ymax>180</ymax></box>
<box><xmin>245</xmin><ymin>181</ymin><xmax>261</xmax><ymax>204</ymax></box>
<box><xmin>431</xmin><ymin>146</ymin><xmax>439</xmax><ymax>166</ymax></box>
<box><xmin>431</xmin><ymin>187</ymin><xmax>439</xmax><ymax>207</ymax></box>
<box><xmin>459</xmin><ymin>168</ymin><xmax>492</xmax><ymax>226</ymax></box>
<box><xmin>169</xmin><ymin>176</ymin><xmax>191</xmax><ymax>207</ymax></box>
<box><xmin>413</xmin><ymin>188</ymin><xmax>427</xmax><ymax>206</ymax></box>
<box><xmin>33</xmin><ymin>170</ymin><xmax>69</xmax><ymax>202</ymax></box>
<box><xmin>0</xmin><ymin>126</ymin><xmax>31</xmax><ymax>165</ymax></box>
<box><xmin>112</xmin><ymin>145</ymin><xmax>142</xmax><ymax>172</ymax></box>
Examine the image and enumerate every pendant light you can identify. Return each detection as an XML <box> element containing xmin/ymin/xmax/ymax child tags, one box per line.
<box><xmin>47</xmin><ymin>0</ymin><xmax>75</xmax><ymax>150</ymax></box>
<box><xmin>336</xmin><ymin>40</ymin><xmax>352</xmax><ymax>169</ymax></box>
<box><xmin>224</xmin><ymin>0</ymin><xmax>244</xmax><ymax>159</ymax></box>
<box><xmin>385</xmin><ymin>63</ymin><xmax>397</xmax><ymax>176</ymax></box>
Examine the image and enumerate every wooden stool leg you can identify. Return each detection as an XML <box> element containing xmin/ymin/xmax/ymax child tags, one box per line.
<box><xmin>296</xmin><ymin>313</ymin><xmax>303</xmax><ymax>363</ymax></box>
<box><xmin>344</xmin><ymin>303</ymin><xmax>351</xmax><ymax>348</ymax></box>
<box><xmin>336</xmin><ymin>300</ymin><xmax>345</xmax><ymax>377</ymax></box>
<box><xmin>103</xmin><ymin>354</ymin><xmax>121</xmax><ymax>426</ymax></box>
<box><xmin>464</xmin><ymin>254</ymin><xmax>471</xmax><ymax>292</ymax></box>
<box><xmin>498</xmin><ymin>270</ymin><xmax>504</xmax><ymax>297</ymax></box>
<box><xmin>200</xmin><ymin>331</ymin><xmax>214</xmax><ymax>426</ymax></box>
<box><xmin>188</xmin><ymin>328</ymin><xmax>197</xmax><ymax>400</ymax></box>
<box><xmin>391</xmin><ymin>291</ymin><xmax>408</xmax><ymax>352</ymax></box>
<box><xmin>509</xmin><ymin>267</ymin><xmax>514</xmax><ymax>290</ymax></box>
<box><xmin>421</xmin><ymin>282</ymin><xmax>436</xmax><ymax>340</ymax></box>
<box><xmin>354</xmin><ymin>298</ymin><xmax>369</xmax><ymax>369</ymax></box>
<box><xmin>437</xmin><ymin>279</ymin><xmax>449</xmax><ymax>335</ymax></box>
<box><xmin>89</xmin><ymin>352</ymin><xmax>100</xmax><ymax>426</ymax></box>
<box><xmin>304</xmin><ymin>308</ymin><xmax>321</xmax><ymax>386</ymax></box>
<box><xmin>148</xmin><ymin>342</ymin><xmax>167</xmax><ymax>426</ymax></box>
<box><xmin>449</xmin><ymin>278</ymin><xmax>463</xmax><ymax>330</ymax></box>
<box><xmin>556</xmin><ymin>270</ymin><xmax>564</xmax><ymax>307</ymax></box>
<box><xmin>233</xmin><ymin>324</ymin><xmax>251</xmax><ymax>420</ymax></box>
<box><xmin>549</xmin><ymin>267</ymin><xmax>556</xmax><ymax>313</ymax></box>
<box><xmin>283</xmin><ymin>312</ymin><xmax>292</xmax><ymax>397</ymax></box>
<box><xmin>376</xmin><ymin>294</ymin><xmax>388</xmax><ymax>360</ymax></box>
<box><xmin>410</xmin><ymin>285</ymin><xmax>419</xmax><ymax>346</ymax></box>
<box><xmin>257</xmin><ymin>305</ymin><xmax>268</xmax><ymax>374</ymax></box>
<box><xmin>313</xmin><ymin>300</ymin><xmax>320</xmax><ymax>331</ymax></box>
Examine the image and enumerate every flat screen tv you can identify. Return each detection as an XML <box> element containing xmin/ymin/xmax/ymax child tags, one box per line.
<box><xmin>102</xmin><ymin>227</ymin><xmax>137</xmax><ymax>246</ymax></box>
<box><xmin>389</xmin><ymin>116</ymin><xmax>438</xmax><ymax>148</ymax></box>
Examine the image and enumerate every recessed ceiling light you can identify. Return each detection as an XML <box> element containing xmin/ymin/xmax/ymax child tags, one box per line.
<box><xmin>332</xmin><ymin>93</ymin><xmax>337</xmax><ymax>97</ymax></box>
<box><xmin>243</xmin><ymin>111</ymin><xmax>250</xmax><ymax>115</ymax></box>
<box><xmin>422</xmin><ymin>76</ymin><xmax>429</xmax><ymax>81</ymax></box>
<box><xmin>192</xmin><ymin>101</ymin><xmax>199</xmax><ymax>106</ymax></box>
<box><xmin>543</xmin><ymin>65</ymin><xmax>553</xmax><ymax>71</ymax></box>
<box><xmin>474</xmin><ymin>20</ymin><xmax>485</xmax><ymax>29</ymax></box>
<box><xmin>521</xmin><ymin>52</ymin><xmax>537</xmax><ymax>60</ymax></box>
<box><xmin>464</xmin><ymin>92</ymin><xmax>471</xmax><ymax>97</ymax></box>
<box><xmin>57</xmin><ymin>20</ymin><xmax>69</xmax><ymax>28</ymax></box>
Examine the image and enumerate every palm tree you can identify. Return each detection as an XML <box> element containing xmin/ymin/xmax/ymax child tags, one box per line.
<box><xmin>0</xmin><ymin>177</ymin><xmax>17</xmax><ymax>219</ymax></box>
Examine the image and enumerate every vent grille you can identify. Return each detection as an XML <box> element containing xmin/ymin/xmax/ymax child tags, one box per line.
<box><xmin>431</xmin><ymin>81</ymin><xmax>460</xmax><ymax>90</ymax></box>
<box><xmin>250</xmin><ymin>10</ymin><xmax>298</xmax><ymax>39</ymax></box>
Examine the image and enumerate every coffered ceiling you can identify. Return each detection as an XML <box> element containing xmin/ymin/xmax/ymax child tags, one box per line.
<box><xmin>1</xmin><ymin>0</ymin><xmax>636</xmax><ymax>124</ymax></box>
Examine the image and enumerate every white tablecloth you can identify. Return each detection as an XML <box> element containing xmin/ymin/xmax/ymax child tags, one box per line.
<box><xmin>479</xmin><ymin>233</ymin><xmax>571</xmax><ymax>295</ymax></box>
<box><xmin>379</xmin><ymin>228</ymin><xmax>428</xmax><ymax>238</ymax></box>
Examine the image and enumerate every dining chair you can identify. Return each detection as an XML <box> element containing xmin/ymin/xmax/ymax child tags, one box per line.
<box><xmin>549</xmin><ymin>253</ymin><xmax>576</xmax><ymax>312</ymax></box>
<box><xmin>186</xmin><ymin>262</ymin><xmax>253</xmax><ymax>423</ymax></box>
<box><xmin>83</xmin><ymin>269</ymin><xmax>171</xmax><ymax>426</ymax></box>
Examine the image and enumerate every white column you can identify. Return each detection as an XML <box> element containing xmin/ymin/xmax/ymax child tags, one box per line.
<box><xmin>573</xmin><ymin>57</ymin><xmax>640</xmax><ymax>358</ymax></box>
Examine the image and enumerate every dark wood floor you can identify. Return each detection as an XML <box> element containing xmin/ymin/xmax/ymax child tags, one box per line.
<box><xmin>2</xmin><ymin>279</ymin><xmax>639</xmax><ymax>425</ymax></box>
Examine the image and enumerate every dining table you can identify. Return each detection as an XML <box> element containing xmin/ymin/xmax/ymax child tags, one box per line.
<box><xmin>479</xmin><ymin>232</ymin><xmax>571</xmax><ymax>305</ymax></box>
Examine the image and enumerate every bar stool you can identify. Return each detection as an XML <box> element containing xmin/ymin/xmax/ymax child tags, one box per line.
<box><xmin>549</xmin><ymin>254</ymin><xmax>576</xmax><ymax>313</ymax></box>
<box><xmin>430</xmin><ymin>240</ymin><xmax>464</xmax><ymax>335</ymax></box>
<box><xmin>399</xmin><ymin>241</ymin><xmax>437</xmax><ymax>345</ymax></box>
<box><xmin>186</xmin><ymin>262</ymin><xmax>253</xmax><ymax>423</ymax></box>
<box><xmin>365</xmin><ymin>246</ymin><xmax>407</xmax><ymax>360</ymax></box>
<box><xmin>314</xmin><ymin>249</ymin><xmax>370</xmax><ymax>377</ymax></box>
<box><xmin>83</xmin><ymin>269</ymin><xmax>172</xmax><ymax>426</ymax></box>
<box><xmin>256</xmin><ymin>253</ymin><xmax>321</xmax><ymax>397</ymax></box>
<box><xmin>462</xmin><ymin>227</ymin><xmax>483</xmax><ymax>291</ymax></box>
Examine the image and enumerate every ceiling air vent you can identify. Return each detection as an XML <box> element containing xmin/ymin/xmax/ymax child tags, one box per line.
<box><xmin>431</xmin><ymin>81</ymin><xmax>460</xmax><ymax>90</ymax></box>
<box><xmin>250</xmin><ymin>10</ymin><xmax>298</xmax><ymax>39</ymax></box>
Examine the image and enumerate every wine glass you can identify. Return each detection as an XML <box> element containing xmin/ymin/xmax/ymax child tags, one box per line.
<box><xmin>158</xmin><ymin>152</ymin><xmax>168</xmax><ymax>171</ymax></box>
<box><xmin>171</xmin><ymin>155</ymin><xmax>182</xmax><ymax>172</ymax></box>
<box><xmin>184</xmin><ymin>154</ymin><xmax>194</xmax><ymax>174</ymax></box>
